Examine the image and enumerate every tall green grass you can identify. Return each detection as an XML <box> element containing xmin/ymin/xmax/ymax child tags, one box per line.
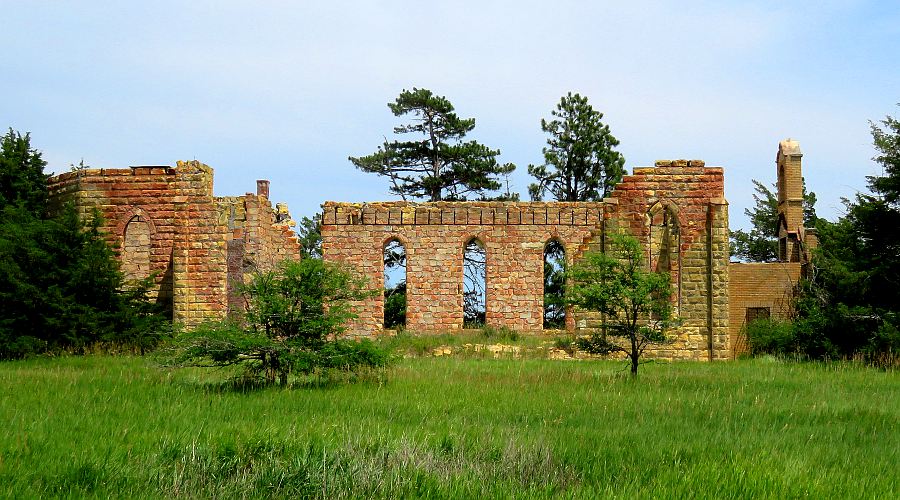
<box><xmin>1</xmin><ymin>356</ymin><xmax>897</xmax><ymax>498</ymax></box>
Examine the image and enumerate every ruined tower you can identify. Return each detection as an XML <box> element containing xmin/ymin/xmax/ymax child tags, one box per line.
<box><xmin>777</xmin><ymin>139</ymin><xmax>804</xmax><ymax>262</ymax></box>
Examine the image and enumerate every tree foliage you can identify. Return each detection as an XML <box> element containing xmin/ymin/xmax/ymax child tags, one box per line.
<box><xmin>528</xmin><ymin>93</ymin><xmax>625</xmax><ymax>201</ymax></box>
<box><xmin>730</xmin><ymin>179</ymin><xmax>818</xmax><ymax>262</ymax></box>
<box><xmin>0</xmin><ymin>130</ymin><xmax>165</xmax><ymax>358</ymax></box>
<box><xmin>0</xmin><ymin>129</ymin><xmax>49</xmax><ymax>217</ymax></box>
<box><xmin>567</xmin><ymin>234</ymin><xmax>674</xmax><ymax>376</ymax></box>
<box><xmin>296</xmin><ymin>215</ymin><xmax>322</xmax><ymax>259</ymax></box>
<box><xmin>349</xmin><ymin>88</ymin><xmax>515</xmax><ymax>201</ymax></box>
<box><xmin>792</xmin><ymin>106</ymin><xmax>900</xmax><ymax>363</ymax></box>
<box><xmin>543</xmin><ymin>239</ymin><xmax>566</xmax><ymax>329</ymax></box>
<box><xmin>166</xmin><ymin>258</ymin><xmax>388</xmax><ymax>386</ymax></box>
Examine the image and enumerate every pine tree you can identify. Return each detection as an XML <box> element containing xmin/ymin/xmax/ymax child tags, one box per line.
<box><xmin>528</xmin><ymin>93</ymin><xmax>625</xmax><ymax>201</ymax></box>
<box><xmin>0</xmin><ymin>129</ymin><xmax>49</xmax><ymax>217</ymax></box>
<box><xmin>349</xmin><ymin>88</ymin><xmax>515</xmax><ymax>201</ymax></box>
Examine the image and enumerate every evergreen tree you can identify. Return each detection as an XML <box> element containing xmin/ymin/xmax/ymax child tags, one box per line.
<box><xmin>730</xmin><ymin>180</ymin><xmax>818</xmax><ymax>262</ymax></box>
<box><xmin>349</xmin><ymin>88</ymin><xmax>515</xmax><ymax>201</ymax></box>
<box><xmin>0</xmin><ymin>129</ymin><xmax>49</xmax><ymax>216</ymax></box>
<box><xmin>0</xmin><ymin>129</ymin><xmax>164</xmax><ymax>358</ymax></box>
<box><xmin>528</xmin><ymin>93</ymin><xmax>625</xmax><ymax>201</ymax></box>
<box><xmin>296</xmin><ymin>215</ymin><xmax>322</xmax><ymax>259</ymax></box>
<box><xmin>792</xmin><ymin>106</ymin><xmax>900</xmax><ymax>362</ymax></box>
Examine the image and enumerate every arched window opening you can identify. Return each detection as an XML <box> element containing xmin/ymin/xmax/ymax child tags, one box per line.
<box><xmin>463</xmin><ymin>238</ymin><xmax>486</xmax><ymax>328</ymax></box>
<box><xmin>122</xmin><ymin>216</ymin><xmax>151</xmax><ymax>282</ymax></box>
<box><xmin>648</xmin><ymin>204</ymin><xmax>681</xmax><ymax>312</ymax></box>
<box><xmin>383</xmin><ymin>238</ymin><xmax>407</xmax><ymax>329</ymax></box>
<box><xmin>543</xmin><ymin>239</ymin><xmax>566</xmax><ymax>329</ymax></box>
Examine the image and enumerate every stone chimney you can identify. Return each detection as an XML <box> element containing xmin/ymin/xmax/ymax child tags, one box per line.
<box><xmin>256</xmin><ymin>179</ymin><xmax>270</xmax><ymax>198</ymax></box>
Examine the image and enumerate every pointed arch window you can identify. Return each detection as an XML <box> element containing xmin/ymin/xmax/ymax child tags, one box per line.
<box><xmin>543</xmin><ymin>239</ymin><xmax>566</xmax><ymax>329</ymax></box>
<box><xmin>648</xmin><ymin>203</ymin><xmax>681</xmax><ymax>312</ymax></box>
<box><xmin>463</xmin><ymin>238</ymin><xmax>486</xmax><ymax>328</ymax></box>
<box><xmin>122</xmin><ymin>215</ymin><xmax>151</xmax><ymax>282</ymax></box>
<box><xmin>383</xmin><ymin>238</ymin><xmax>407</xmax><ymax>328</ymax></box>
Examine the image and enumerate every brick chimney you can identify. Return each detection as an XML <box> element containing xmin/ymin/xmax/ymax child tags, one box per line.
<box><xmin>256</xmin><ymin>180</ymin><xmax>270</xmax><ymax>198</ymax></box>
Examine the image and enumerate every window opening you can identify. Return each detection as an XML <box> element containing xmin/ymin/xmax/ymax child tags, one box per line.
<box><xmin>463</xmin><ymin>238</ymin><xmax>486</xmax><ymax>328</ymax></box>
<box><xmin>543</xmin><ymin>239</ymin><xmax>566</xmax><ymax>329</ymax></box>
<box><xmin>383</xmin><ymin>239</ymin><xmax>406</xmax><ymax>328</ymax></box>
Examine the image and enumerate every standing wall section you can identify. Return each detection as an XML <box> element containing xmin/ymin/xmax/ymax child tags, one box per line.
<box><xmin>47</xmin><ymin>166</ymin><xmax>179</xmax><ymax>310</ymax></box>
<box><xmin>321</xmin><ymin>160</ymin><xmax>730</xmax><ymax>361</ymax></box>
<box><xmin>48</xmin><ymin>163</ymin><xmax>301</xmax><ymax>328</ymax></box>
<box><xmin>321</xmin><ymin>202</ymin><xmax>602</xmax><ymax>336</ymax></box>
<box><xmin>601</xmin><ymin>160</ymin><xmax>730</xmax><ymax>360</ymax></box>
<box><xmin>728</xmin><ymin>262</ymin><xmax>801</xmax><ymax>357</ymax></box>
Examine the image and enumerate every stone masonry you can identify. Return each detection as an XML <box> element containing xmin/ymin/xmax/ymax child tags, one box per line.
<box><xmin>322</xmin><ymin>159</ymin><xmax>731</xmax><ymax>361</ymax></box>
<box><xmin>45</xmin><ymin>139</ymin><xmax>810</xmax><ymax>360</ymax></box>
<box><xmin>47</xmin><ymin>162</ymin><xmax>301</xmax><ymax>327</ymax></box>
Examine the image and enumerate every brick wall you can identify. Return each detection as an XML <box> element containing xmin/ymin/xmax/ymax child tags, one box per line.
<box><xmin>728</xmin><ymin>262</ymin><xmax>801</xmax><ymax>357</ymax></box>
<box><xmin>321</xmin><ymin>160</ymin><xmax>731</xmax><ymax>361</ymax></box>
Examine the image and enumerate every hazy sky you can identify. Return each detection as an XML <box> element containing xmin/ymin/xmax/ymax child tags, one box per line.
<box><xmin>3</xmin><ymin>1</ymin><xmax>898</xmax><ymax>229</ymax></box>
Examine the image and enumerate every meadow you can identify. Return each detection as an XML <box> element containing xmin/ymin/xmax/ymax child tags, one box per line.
<box><xmin>1</xmin><ymin>353</ymin><xmax>897</xmax><ymax>498</ymax></box>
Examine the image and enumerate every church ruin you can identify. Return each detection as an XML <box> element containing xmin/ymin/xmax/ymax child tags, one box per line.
<box><xmin>46</xmin><ymin>139</ymin><xmax>816</xmax><ymax>360</ymax></box>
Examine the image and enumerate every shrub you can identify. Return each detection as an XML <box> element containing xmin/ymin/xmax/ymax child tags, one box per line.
<box><xmin>165</xmin><ymin>258</ymin><xmax>391</xmax><ymax>386</ymax></box>
<box><xmin>745</xmin><ymin>318</ymin><xmax>796</xmax><ymax>356</ymax></box>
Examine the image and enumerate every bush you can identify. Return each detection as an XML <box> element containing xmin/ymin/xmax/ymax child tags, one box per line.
<box><xmin>745</xmin><ymin>318</ymin><xmax>796</xmax><ymax>356</ymax></box>
<box><xmin>164</xmin><ymin>258</ymin><xmax>391</xmax><ymax>386</ymax></box>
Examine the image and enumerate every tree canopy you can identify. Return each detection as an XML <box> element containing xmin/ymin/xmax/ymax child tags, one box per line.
<box><xmin>0</xmin><ymin>129</ymin><xmax>164</xmax><ymax>358</ymax></box>
<box><xmin>349</xmin><ymin>88</ymin><xmax>515</xmax><ymax>201</ymax></box>
<box><xmin>567</xmin><ymin>233</ymin><xmax>673</xmax><ymax>376</ymax></box>
<box><xmin>528</xmin><ymin>93</ymin><xmax>625</xmax><ymax>201</ymax></box>
<box><xmin>0</xmin><ymin>129</ymin><xmax>49</xmax><ymax>216</ymax></box>
<box><xmin>166</xmin><ymin>258</ymin><xmax>388</xmax><ymax>386</ymax></box>
<box><xmin>753</xmin><ymin>106</ymin><xmax>900</xmax><ymax>364</ymax></box>
<box><xmin>730</xmin><ymin>179</ymin><xmax>818</xmax><ymax>262</ymax></box>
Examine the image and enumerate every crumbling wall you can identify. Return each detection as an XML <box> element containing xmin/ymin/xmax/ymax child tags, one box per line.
<box><xmin>323</xmin><ymin>202</ymin><xmax>603</xmax><ymax>334</ymax></box>
<box><xmin>47</xmin><ymin>163</ymin><xmax>301</xmax><ymax>327</ymax></box>
<box><xmin>321</xmin><ymin>160</ymin><xmax>731</xmax><ymax>361</ymax></box>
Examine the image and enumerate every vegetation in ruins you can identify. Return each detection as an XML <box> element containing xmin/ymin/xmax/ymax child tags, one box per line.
<box><xmin>543</xmin><ymin>239</ymin><xmax>567</xmax><ymax>329</ymax></box>
<box><xmin>528</xmin><ymin>92</ymin><xmax>625</xmax><ymax>201</ymax></box>
<box><xmin>567</xmin><ymin>234</ymin><xmax>674</xmax><ymax>376</ymax></box>
<box><xmin>164</xmin><ymin>258</ymin><xmax>390</xmax><ymax>386</ymax></box>
<box><xmin>296</xmin><ymin>215</ymin><xmax>322</xmax><ymax>259</ymax></box>
<box><xmin>349</xmin><ymin>88</ymin><xmax>516</xmax><ymax>201</ymax></box>
<box><xmin>0</xmin><ymin>129</ymin><xmax>164</xmax><ymax>359</ymax></box>
<box><xmin>742</xmin><ymin>106</ymin><xmax>900</xmax><ymax>365</ymax></box>
<box><xmin>383</xmin><ymin>238</ymin><xmax>407</xmax><ymax>329</ymax></box>
<box><xmin>2</xmin><ymin>355</ymin><xmax>898</xmax><ymax>498</ymax></box>
<box><xmin>729</xmin><ymin>179</ymin><xmax>818</xmax><ymax>262</ymax></box>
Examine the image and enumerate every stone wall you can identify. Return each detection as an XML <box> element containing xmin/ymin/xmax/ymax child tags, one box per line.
<box><xmin>47</xmin><ymin>163</ymin><xmax>301</xmax><ymax>327</ymax></box>
<box><xmin>321</xmin><ymin>159</ymin><xmax>731</xmax><ymax>361</ymax></box>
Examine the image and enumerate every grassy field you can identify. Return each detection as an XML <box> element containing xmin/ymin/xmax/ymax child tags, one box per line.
<box><xmin>1</xmin><ymin>355</ymin><xmax>898</xmax><ymax>498</ymax></box>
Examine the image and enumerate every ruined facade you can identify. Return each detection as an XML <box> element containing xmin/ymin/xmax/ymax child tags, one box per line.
<box><xmin>322</xmin><ymin>160</ymin><xmax>731</xmax><ymax>360</ymax></box>
<box><xmin>728</xmin><ymin>139</ymin><xmax>817</xmax><ymax>355</ymax></box>
<box><xmin>45</xmin><ymin>139</ymin><xmax>813</xmax><ymax>360</ymax></box>
<box><xmin>47</xmin><ymin>161</ymin><xmax>301</xmax><ymax>327</ymax></box>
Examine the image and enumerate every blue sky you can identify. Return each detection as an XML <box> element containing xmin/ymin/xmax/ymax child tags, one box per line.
<box><xmin>3</xmin><ymin>1</ymin><xmax>898</xmax><ymax>229</ymax></box>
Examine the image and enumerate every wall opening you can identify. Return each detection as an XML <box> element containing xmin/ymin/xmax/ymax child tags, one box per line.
<box><xmin>383</xmin><ymin>238</ymin><xmax>407</xmax><ymax>329</ymax></box>
<box><xmin>745</xmin><ymin>307</ymin><xmax>770</xmax><ymax>324</ymax></box>
<box><xmin>543</xmin><ymin>239</ymin><xmax>566</xmax><ymax>329</ymax></box>
<box><xmin>122</xmin><ymin>215</ymin><xmax>151</xmax><ymax>282</ymax></box>
<box><xmin>648</xmin><ymin>203</ymin><xmax>681</xmax><ymax>313</ymax></box>
<box><xmin>463</xmin><ymin>238</ymin><xmax>486</xmax><ymax>328</ymax></box>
